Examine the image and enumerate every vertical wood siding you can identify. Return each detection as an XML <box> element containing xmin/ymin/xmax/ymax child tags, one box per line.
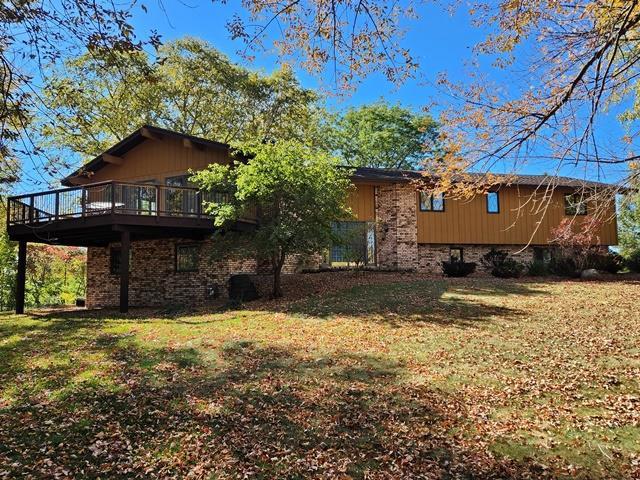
<box><xmin>416</xmin><ymin>186</ymin><xmax>618</xmax><ymax>245</ymax></box>
<box><xmin>90</xmin><ymin>137</ymin><xmax>230</xmax><ymax>184</ymax></box>
<box><xmin>347</xmin><ymin>185</ymin><xmax>375</xmax><ymax>221</ymax></box>
<box><xmin>88</xmin><ymin>138</ymin><xmax>617</xmax><ymax>246</ymax></box>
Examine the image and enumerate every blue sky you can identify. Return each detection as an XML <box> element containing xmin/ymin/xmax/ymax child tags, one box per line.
<box><xmin>128</xmin><ymin>1</ymin><xmax>632</xmax><ymax>184</ymax></box>
<box><xmin>131</xmin><ymin>1</ymin><xmax>484</xmax><ymax>109</ymax></box>
<box><xmin>16</xmin><ymin>0</ymin><xmax>632</xmax><ymax>192</ymax></box>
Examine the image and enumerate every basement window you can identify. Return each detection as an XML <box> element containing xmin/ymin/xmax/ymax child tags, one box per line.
<box><xmin>176</xmin><ymin>244</ymin><xmax>199</xmax><ymax>272</ymax></box>
<box><xmin>419</xmin><ymin>192</ymin><xmax>445</xmax><ymax>212</ymax></box>
<box><xmin>450</xmin><ymin>247</ymin><xmax>463</xmax><ymax>263</ymax></box>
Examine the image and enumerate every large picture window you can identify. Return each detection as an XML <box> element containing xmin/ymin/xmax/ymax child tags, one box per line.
<box><xmin>330</xmin><ymin>221</ymin><xmax>376</xmax><ymax>266</ymax></box>
<box><xmin>564</xmin><ymin>193</ymin><xmax>587</xmax><ymax>216</ymax></box>
<box><xmin>419</xmin><ymin>192</ymin><xmax>445</xmax><ymax>212</ymax></box>
<box><xmin>176</xmin><ymin>244</ymin><xmax>199</xmax><ymax>272</ymax></box>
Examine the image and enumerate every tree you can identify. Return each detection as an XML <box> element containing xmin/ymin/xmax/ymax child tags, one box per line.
<box><xmin>221</xmin><ymin>1</ymin><xmax>637</xmax><ymax>203</ymax></box>
<box><xmin>222</xmin><ymin>0</ymin><xmax>418</xmax><ymax>90</ymax></box>
<box><xmin>619</xmin><ymin>182</ymin><xmax>640</xmax><ymax>270</ymax></box>
<box><xmin>25</xmin><ymin>244</ymin><xmax>86</xmax><ymax>307</ymax></box>
<box><xmin>0</xmin><ymin>0</ymin><xmax>159</xmax><ymax>187</ymax></box>
<box><xmin>191</xmin><ymin>140</ymin><xmax>352</xmax><ymax>297</ymax></box>
<box><xmin>332</xmin><ymin>102</ymin><xmax>439</xmax><ymax>170</ymax></box>
<box><xmin>40</xmin><ymin>37</ymin><xmax>327</xmax><ymax>169</ymax></box>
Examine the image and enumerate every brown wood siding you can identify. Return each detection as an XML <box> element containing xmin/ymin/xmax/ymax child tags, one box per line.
<box><xmin>89</xmin><ymin>137</ymin><xmax>230</xmax><ymax>184</ymax></box>
<box><xmin>416</xmin><ymin>186</ymin><xmax>618</xmax><ymax>246</ymax></box>
<box><xmin>87</xmin><ymin>137</ymin><xmax>261</xmax><ymax>220</ymax></box>
<box><xmin>347</xmin><ymin>185</ymin><xmax>375</xmax><ymax>221</ymax></box>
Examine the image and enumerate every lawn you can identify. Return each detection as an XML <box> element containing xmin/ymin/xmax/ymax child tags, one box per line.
<box><xmin>0</xmin><ymin>274</ymin><xmax>639</xmax><ymax>479</ymax></box>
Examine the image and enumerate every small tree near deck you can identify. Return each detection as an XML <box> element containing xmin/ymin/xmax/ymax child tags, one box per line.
<box><xmin>191</xmin><ymin>141</ymin><xmax>352</xmax><ymax>298</ymax></box>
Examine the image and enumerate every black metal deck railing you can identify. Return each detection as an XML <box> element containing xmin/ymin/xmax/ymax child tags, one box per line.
<box><xmin>6</xmin><ymin>181</ymin><xmax>234</xmax><ymax>226</ymax></box>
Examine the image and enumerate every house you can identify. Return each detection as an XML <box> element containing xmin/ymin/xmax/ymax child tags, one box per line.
<box><xmin>6</xmin><ymin>125</ymin><xmax>619</xmax><ymax>313</ymax></box>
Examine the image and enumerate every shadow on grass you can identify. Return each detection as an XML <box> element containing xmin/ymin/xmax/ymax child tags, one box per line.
<box><xmin>0</xmin><ymin>316</ymin><xmax>553</xmax><ymax>479</ymax></box>
<box><xmin>283</xmin><ymin>279</ymin><xmax>544</xmax><ymax>327</ymax></box>
<box><xmin>17</xmin><ymin>278</ymin><xmax>548</xmax><ymax>330</ymax></box>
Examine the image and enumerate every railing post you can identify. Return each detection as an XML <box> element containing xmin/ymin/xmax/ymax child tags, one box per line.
<box><xmin>81</xmin><ymin>188</ymin><xmax>86</xmax><ymax>220</ymax></box>
<box><xmin>156</xmin><ymin>185</ymin><xmax>160</xmax><ymax>220</ymax></box>
<box><xmin>54</xmin><ymin>191</ymin><xmax>60</xmax><ymax>221</ymax></box>
<box><xmin>28</xmin><ymin>196</ymin><xmax>34</xmax><ymax>223</ymax></box>
<box><xmin>111</xmin><ymin>181</ymin><xmax>116</xmax><ymax>215</ymax></box>
<box><xmin>196</xmin><ymin>191</ymin><xmax>202</xmax><ymax>220</ymax></box>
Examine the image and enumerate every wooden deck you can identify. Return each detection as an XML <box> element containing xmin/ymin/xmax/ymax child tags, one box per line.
<box><xmin>6</xmin><ymin>180</ymin><xmax>256</xmax><ymax>314</ymax></box>
<box><xmin>6</xmin><ymin>181</ymin><xmax>254</xmax><ymax>246</ymax></box>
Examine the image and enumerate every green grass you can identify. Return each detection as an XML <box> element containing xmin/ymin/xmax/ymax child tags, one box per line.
<box><xmin>0</xmin><ymin>277</ymin><xmax>639</xmax><ymax>478</ymax></box>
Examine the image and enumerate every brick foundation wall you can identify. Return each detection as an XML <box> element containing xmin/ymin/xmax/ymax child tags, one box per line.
<box><xmin>86</xmin><ymin>238</ymin><xmax>325</xmax><ymax>309</ymax></box>
<box><xmin>417</xmin><ymin>244</ymin><xmax>536</xmax><ymax>275</ymax></box>
<box><xmin>86</xmin><ymin>238</ymin><xmax>258</xmax><ymax>309</ymax></box>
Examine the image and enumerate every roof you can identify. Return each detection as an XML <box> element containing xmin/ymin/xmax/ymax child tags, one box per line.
<box><xmin>61</xmin><ymin>125</ymin><xmax>620</xmax><ymax>190</ymax></box>
<box><xmin>351</xmin><ymin>166</ymin><xmax>618</xmax><ymax>190</ymax></box>
<box><xmin>62</xmin><ymin>125</ymin><xmax>230</xmax><ymax>186</ymax></box>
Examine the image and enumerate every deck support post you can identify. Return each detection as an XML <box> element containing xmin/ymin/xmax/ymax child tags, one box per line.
<box><xmin>16</xmin><ymin>240</ymin><xmax>26</xmax><ymax>314</ymax></box>
<box><xmin>119</xmin><ymin>230</ymin><xmax>130</xmax><ymax>313</ymax></box>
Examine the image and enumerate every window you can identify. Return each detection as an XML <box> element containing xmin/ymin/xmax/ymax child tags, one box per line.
<box><xmin>165</xmin><ymin>175</ymin><xmax>197</xmax><ymax>215</ymax></box>
<box><xmin>165</xmin><ymin>175</ymin><xmax>193</xmax><ymax>188</ymax></box>
<box><xmin>109</xmin><ymin>247</ymin><xmax>131</xmax><ymax>275</ymax></box>
<box><xmin>564</xmin><ymin>193</ymin><xmax>587</xmax><ymax>215</ymax></box>
<box><xmin>486</xmin><ymin>191</ymin><xmax>500</xmax><ymax>213</ymax></box>
<box><xmin>330</xmin><ymin>221</ymin><xmax>376</xmax><ymax>266</ymax></box>
<box><xmin>419</xmin><ymin>192</ymin><xmax>445</xmax><ymax>212</ymax></box>
<box><xmin>533</xmin><ymin>247</ymin><xmax>551</xmax><ymax>264</ymax></box>
<box><xmin>176</xmin><ymin>244</ymin><xmax>199</xmax><ymax>272</ymax></box>
<box><xmin>450</xmin><ymin>247</ymin><xmax>463</xmax><ymax>263</ymax></box>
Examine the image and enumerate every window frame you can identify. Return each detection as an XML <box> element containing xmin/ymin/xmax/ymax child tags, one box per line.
<box><xmin>175</xmin><ymin>244</ymin><xmax>200</xmax><ymax>273</ymax></box>
<box><xmin>449</xmin><ymin>247</ymin><xmax>464</xmax><ymax>263</ymax></box>
<box><xmin>329</xmin><ymin>221</ymin><xmax>376</xmax><ymax>266</ymax></box>
<box><xmin>564</xmin><ymin>193</ymin><xmax>588</xmax><ymax>216</ymax></box>
<box><xmin>419</xmin><ymin>191</ymin><xmax>445</xmax><ymax>212</ymax></box>
<box><xmin>486</xmin><ymin>191</ymin><xmax>500</xmax><ymax>214</ymax></box>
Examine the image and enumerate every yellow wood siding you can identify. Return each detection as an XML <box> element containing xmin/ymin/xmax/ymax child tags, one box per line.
<box><xmin>347</xmin><ymin>185</ymin><xmax>375</xmax><ymax>221</ymax></box>
<box><xmin>89</xmin><ymin>137</ymin><xmax>230</xmax><ymax>184</ymax></box>
<box><xmin>416</xmin><ymin>186</ymin><xmax>618</xmax><ymax>246</ymax></box>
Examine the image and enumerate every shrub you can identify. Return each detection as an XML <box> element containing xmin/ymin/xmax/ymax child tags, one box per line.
<box><xmin>548</xmin><ymin>255</ymin><xmax>580</xmax><ymax>278</ymax></box>
<box><xmin>585</xmin><ymin>252</ymin><xmax>624</xmax><ymax>274</ymax></box>
<box><xmin>626</xmin><ymin>251</ymin><xmax>640</xmax><ymax>273</ymax></box>
<box><xmin>481</xmin><ymin>248</ymin><xmax>525</xmax><ymax>278</ymax></box>
<box><xmin>441</xmin><ymin>261</ymin><xmax>476</xmax><ymax>277</ymax></box>
<box><xmin>527</xmin><ymin>260</ymin><xmax>549</xmax><ymax>276</ymax></box>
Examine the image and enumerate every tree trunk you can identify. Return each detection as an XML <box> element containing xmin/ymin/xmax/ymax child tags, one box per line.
<box><xmin>271</xmin><ymin>250</ymin><xmax>286</xmax><ymax>298</ymax></box>
<box><xmin>272</xmin><ymin>266</ymin><xmax>283</xmax><ymax>298</ymax></box>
